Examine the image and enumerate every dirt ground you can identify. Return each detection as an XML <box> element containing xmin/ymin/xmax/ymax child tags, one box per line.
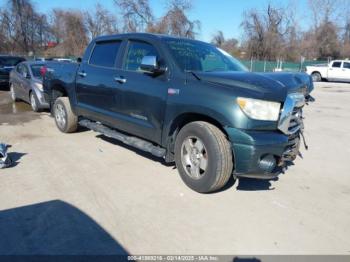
<box><xmin>0</xmin><ymin>82</ymin><xmax>349</xmax><ymax>256</ymax></box>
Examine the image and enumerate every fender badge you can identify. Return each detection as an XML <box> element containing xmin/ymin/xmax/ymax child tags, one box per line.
<box><xmin>168</xmin><ymin>88</ymin><xmax>180</xmax><ymax>95</ymax></box>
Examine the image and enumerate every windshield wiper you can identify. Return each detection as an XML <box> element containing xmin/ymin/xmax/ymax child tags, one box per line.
<box><xmin>185</xmin><ymin>70</ymin><xmax>201</xmax><ymax>80</ymax></box>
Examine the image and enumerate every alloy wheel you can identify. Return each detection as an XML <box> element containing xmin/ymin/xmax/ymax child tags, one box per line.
<box><xmin>180</xmin><ymin>136</ymin><xmax>208</xmax><ymax>179</ymax></box>
<box><xmin>55</xmin><ymin>103</ymin><xmax>66</xmax><ymax>129</ymax></box>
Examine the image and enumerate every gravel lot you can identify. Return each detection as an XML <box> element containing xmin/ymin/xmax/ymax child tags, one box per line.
<box><xmin>0</xmin><ymin>82</ymin><xmax>350</xmax><ymax>256</ymax></box>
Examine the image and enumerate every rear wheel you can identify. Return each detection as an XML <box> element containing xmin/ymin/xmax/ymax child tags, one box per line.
<box><xmin>311</xmin><ymin>72</ymin><xmax>322</xmax><ymax>82</ymax></box>
<box><xmin>30</xmin><ymin>92</ymin><xmax>40</xmax><ymax>112</ymax></box>
<box><xmin>175</xmin><ymin>121</ymin><xmax>233</xmax><ymax>193</ymax></box>
<box><xmin>53</xmin><ymin>97</ymin><xmax>78</xmax><ymax>133</ymax></box>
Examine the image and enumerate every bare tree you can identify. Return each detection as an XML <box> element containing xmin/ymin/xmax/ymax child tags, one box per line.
<box><xmin>211</xmin><ymin>31</ymin><xmax>239</xmax><ymax>56</ymax></box>
<box><xmin>316</xmin><ymin>21</ymin><xmax>340</xmax><ymax>59</ymax></box>
<box><xmin>0</xmin><ymin>0</ymin><xmax>52</xmax><ymax>55</ymax></box>
<box><xmin>85</xmin><ymin>3</ymin><xmax>119</xmax><ymax>40</ymax></box>
<box><xmin>241</xmin><ymin>2</ymin><xmax>314</xmax><ymax>61</ymax></box>
<box><xmin>148</xmin><ymin>0</ymin><xmax>200</xmax><ymax>39</ymax></box>
<box><xmin>304</xmin><ymin>0</ymin><xmax>342</xmax><ymax>59</ymax></box>
<box><xmin>341</xmin><ymin>20</ymin><xmax>350</xmax><ymax>58</ymax></box>
<box><xmin>47</xmin><ymin>9</ymin><xmax>88</xmax><ymax>57</ymax></box>
<box><xmin>114</xmin><ymin>0</ymin><xmax>153</xmax><ymax>32</ymax></box>
<box><xmin>211</xmin><ymin>31</ymin><xmax>225</xmax><ymax>47</ymax></box>
<box><xmin>0</xmin><ymin>7</ymin><xmax>12</xmax><ymax>53</ymax></box>
<box><xmin>308</xmin><ymin>0</ymin><xmax>340</xmax><ymax>29</ymax></box>
<box><xmin>241</xmin><ymin>8</ymin><xmax>266</xmax><ymax>59</ymax></box>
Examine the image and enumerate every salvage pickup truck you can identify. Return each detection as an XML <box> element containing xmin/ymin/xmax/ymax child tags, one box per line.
<box><xmin>306</xmin><ymin>60</ymin><xmax>350</xmax><ymax>82</ymax></box>
<box><xmin>43</xmin><ymin>33</ymin><xmax>314</xmax><ymax>193</ymax></box>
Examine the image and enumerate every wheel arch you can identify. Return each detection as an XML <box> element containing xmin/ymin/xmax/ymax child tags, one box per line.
<box><xmin>50</xmin><ymin>83</ymin><xmax>71</xmax><ymax>114</ymax></box>
<box><xmin>163</xmin><ymin>112</ymin><xmax>230</xmax><ymax>162</ymax></box>
<box><xmin>311</xmin><ymin>71</ymin><xmax>323</xmax><ymax>78</ymax></box>
<box><xmin>51</xmin><ymin>83</ymin><xmax>68</xmax><ymax>99</ymax></box>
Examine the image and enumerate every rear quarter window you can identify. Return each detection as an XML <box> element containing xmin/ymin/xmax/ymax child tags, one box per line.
<box><xmin>343</xmin><ymin>62</ymin><xmax>350</xmax><ymax>69</ymax></box>
<box><xmin>89</xmin><ymin>41</ymin><xmax>121</xmax><ymax>68</ymax></box>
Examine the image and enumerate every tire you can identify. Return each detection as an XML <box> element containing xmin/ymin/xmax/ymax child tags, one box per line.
<box><xmin>53</xmin><ymin>97</ymin><xmax>78</xmax><ymax>133</ymax></box>
<box><xmin>174</xmin><ymin>121</ymin><xmax>233</xmax><ymax>193</ymax></box>
<box><xmin>311</xmin><ymin>72</ymin><xmax>322</xmax><ymax>82</ymax></box>
<box><xmin>30</xmin><ymin>91</ymin><xmax>40</xmax><ymax>112</ymax></box>
<box><xmin>10</xmin><ymin>84</ymin><xmax>18</xmax><ymax>102</ymax></box>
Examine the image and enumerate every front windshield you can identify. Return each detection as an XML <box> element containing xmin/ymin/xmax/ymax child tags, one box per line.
<box><xmin>30</xmin><ymin>64</ymin><xmax>45</xmax><ymax>79</ymax></box>
<box><xmin>165</xmin><ymin>39</ymin><xmax>247</xmax><ymax>72</ymax></box>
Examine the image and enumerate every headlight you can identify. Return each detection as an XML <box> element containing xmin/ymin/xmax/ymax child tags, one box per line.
<box><xmin>34</xmin><ymin>82</ymin><xmax>43</xmax><ymax>91</ymax></box>
<box><xmin>237</xmin><ymin>97</ymin><xmax>281</xmax><ymax>121</ymax></box>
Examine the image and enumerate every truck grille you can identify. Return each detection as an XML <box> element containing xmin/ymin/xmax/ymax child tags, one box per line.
<box><xmin>288</xmin><ymin>106</ymin><xmax>304</xmax><ymax>134</ymax></box>
<box><xmin>282</xmin><ymin>132</ymin><xmax>301</xmax><ymax>162</ymax></box>
<box><xmin>278</xmin><ymin>93</ymin><xmax>306</xmax><ymax>162</ymax></box>
<box><xmin>278</xmin><ymin>93</ymin><xmax>305</xmax><ymax>135</ymax></box>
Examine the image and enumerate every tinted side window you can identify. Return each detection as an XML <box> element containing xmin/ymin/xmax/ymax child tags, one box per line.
<box><xmin>343</xmin><ymin>62</ymin><xmax>350</xmax><ymax>69</ymax></box>
<box><xmin>125</xmin><ymin>41</ymin><xmax>158</xmax><ymax>71</ymax></box>
<box><xmin>332</xmin><ymin>62</ymin><xmax>342</xmax><ymax>68</ymax></box>
<box><xmin>22</xmin><ymin>65</ymin><xmax>29</xmax><ymax>78</ymax></box>
<box><xmin>89</xmin><ymin>41</ymin><xmax>121</xmax><ymax>67</ymax></box>
<box><xmin>31</xmin><ymin>64</ymin><xmax>45</xmax><ymax>79</ymax></box>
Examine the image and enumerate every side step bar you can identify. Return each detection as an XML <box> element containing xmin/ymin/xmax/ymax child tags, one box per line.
<box><xmin>79</xmin><ymin>119</ymin><xmax>166</xmax><ymax>158</ymax></box>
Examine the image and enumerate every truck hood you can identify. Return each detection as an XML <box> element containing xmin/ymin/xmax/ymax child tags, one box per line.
<box><xmin>195</xmin><ymin>71</ymin><xmax>313</xmax><ymax>102</ymax></box>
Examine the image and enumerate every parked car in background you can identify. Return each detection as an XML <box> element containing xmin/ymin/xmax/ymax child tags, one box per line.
<box><xmin>34</xmin><ymin>57</ymin><xmax>46</xmax><ymax>62</ymax></box>
<box><xmin>46</xmin><ymin>58</ymin><xmax>73</xmax><ymax>63</ymax></box>
<box><xmin>306</xmin><ymin>60</ymin><xmax>350</xmax><ymax>82</ymax></box>
<box><xmin>0</xmin><ymin>55</ymin><xmax>26</xmax><ymax>87</ymax></box>
<box><xmin>9</xmin><ymin>61</ymin><xmax>49</xmax><ymax>112</ymax></box>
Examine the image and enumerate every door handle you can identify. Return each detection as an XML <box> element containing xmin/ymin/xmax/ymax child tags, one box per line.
<box><xmin>78</xmin><ymin>72</ymin><xmax>87</xmax><ymax>77</ymax></box>
<box><xmin>114</xmin><ymin>76</ymin><xmax>127</xmax><ymax>84</ymax></box>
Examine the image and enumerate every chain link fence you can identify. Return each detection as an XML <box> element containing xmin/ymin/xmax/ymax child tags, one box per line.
<box><xmin>239</xmin><ymin>59</ymin><xmax>328</xmax><ymax>72</ymax></box>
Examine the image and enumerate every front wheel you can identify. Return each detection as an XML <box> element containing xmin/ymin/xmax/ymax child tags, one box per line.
<box><xmin>30</xmin><ymin>92</ymin><xmax>40</xmax><ymax>112</ymax></box>
<box><xmin>175</xmin><ymin>121</ymin><xmax>234</xmax><ymax>193</ymax></box>
<box><xmin>53</xmin><ymin>97</ymin><xmax>78</xmax><ymax>133</ymax></box>
<box><xmin>10</xmin><ymin>84</ymin><xmax>18</xmax><ymax>102</ymax></box>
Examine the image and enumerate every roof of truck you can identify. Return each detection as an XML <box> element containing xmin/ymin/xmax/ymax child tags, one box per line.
<box><xmin>94</xmin><ymin>32</ymin><xmax>207</xmax><ymax>45</ymax></box>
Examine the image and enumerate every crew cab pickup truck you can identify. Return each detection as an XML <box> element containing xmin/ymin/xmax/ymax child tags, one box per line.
<box><xmin>306</xmin><ymin>60</ymin><xmax>350</xmax><ymax>82</ymax></box>
<box><xmin>43</xmin><ymin>33</ymin><xmax>314</xmax><ymax>193</ymax></box>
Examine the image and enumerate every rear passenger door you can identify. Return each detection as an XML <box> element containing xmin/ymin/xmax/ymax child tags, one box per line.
<box><xmin>328</xmin><ymin>61</ymin><xmax>343</xmax><ymax>80</ymax></box>
<box><xmin>113</xmin><ymin>40</ymin><xmax>168</xmax><ymax>144</ymax></box>
<box><xmin>75</xmin><ymin>40</ymin><xmax>123</xmax><ymax>124</ymax></box>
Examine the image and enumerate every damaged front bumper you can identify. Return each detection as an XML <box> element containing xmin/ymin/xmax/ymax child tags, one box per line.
<box><xmin>226</xmin><ymin>92</ymin><xmax>311</xmax><ymax>179</ymax></box>
<box><xmin>225</xmin><ymin>128</ymin><xmax>301</xmax><ymax>179</ymax></box>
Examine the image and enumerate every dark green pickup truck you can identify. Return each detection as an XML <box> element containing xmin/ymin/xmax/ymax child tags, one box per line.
<box><xmin>43</xmin><ymin>33</ymin><xmax>314</xmax><ymax>193</ymax></box>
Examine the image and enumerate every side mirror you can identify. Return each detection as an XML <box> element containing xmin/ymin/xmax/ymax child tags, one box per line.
<box><xmin>140</xmin><ymin>56</ymin><xmax>166</xmax><ymax>75</ymax></box>
<box><xmin>77</xmin><ymin>57</ymin><xmax>82</xmax><ymax>63</ymax></box>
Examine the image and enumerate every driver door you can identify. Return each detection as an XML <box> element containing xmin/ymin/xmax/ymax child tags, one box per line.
<box><xmin>340</xmin><ymin>62</ymin><xmax>350</xmax><ymax>82</ymax></box>
<box><xmin>328</xmin><ymin>61</ymin><xmax>343</xmax><ymax>81</ymax></box>
<box><xmin>113</xmin><ymin>40</ymin><xmax>169</xmax><ymax>144</ymax></box>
